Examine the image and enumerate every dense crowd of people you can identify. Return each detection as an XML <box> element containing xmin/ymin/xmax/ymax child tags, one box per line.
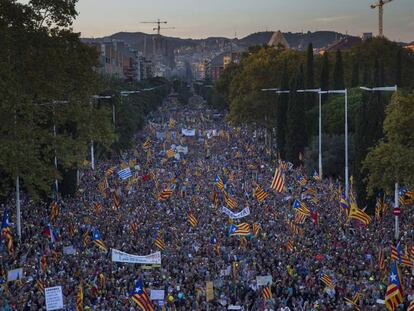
<box><xmin>0</xmin><ymin>95</ymin><xmax>413</xmax><ymax>311</ymax></box>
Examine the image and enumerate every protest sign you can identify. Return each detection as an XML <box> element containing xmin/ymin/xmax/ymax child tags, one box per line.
<box><xmin>150</xmin><ymin>289</ymin><xmax>165</xmax><ymax>300</ymax></box>
<box><xmin>256</xmin><ymin>275</ymin><xmax>272</xmax><ymax>286</ymax></box>
<box><xmin>45</xmin><ymin>286</ymin><xmax>64</xmax><ymax>311</ymax></box>
<box><xmin>7</xmin><ymin>268</ymin><xmax>23</xmax><ymax>282</ymax></box>
<box><xmin>206</xmin><ymin>281</ymin><xmax>214</xmax><ymax>302</ymax></box>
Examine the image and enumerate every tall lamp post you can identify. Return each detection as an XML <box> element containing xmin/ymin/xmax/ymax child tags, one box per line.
<box><xmin>319</xmin><ymin>89</ymin><xmax>348</xmax><ymax>197</ymax></box>
<box><xmin>297</xmin><ymin>89</ymin><xmax>322</xmax><ymax>177</ymax></box>
<box><xmin>360</xmin><ymin>85</ymin><xmax>398</xmax><ymax>239</ymax></box>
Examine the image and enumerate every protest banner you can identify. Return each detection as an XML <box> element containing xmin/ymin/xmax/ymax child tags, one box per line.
<box><xmin>111</xmin><ymin>249</ymin><xmax>161</xmax><ymax>264</ymax></box>
<box><xmin>220</xmin><ymin>206</ymin><xmax>250</xmax><ymax>219</ymax></box>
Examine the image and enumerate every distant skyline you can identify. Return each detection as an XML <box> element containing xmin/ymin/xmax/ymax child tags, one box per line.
<box><xmin>20</xmin><ymin>0</ymin><xmax>414</xmax><ymax>42</ymax></box>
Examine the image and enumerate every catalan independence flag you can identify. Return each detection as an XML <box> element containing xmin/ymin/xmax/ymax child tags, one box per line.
<box><xmin>130</xmin><ymin>279</ymin><xmax>154</xmax><ymax>311</ymax></box>
<box><xmin>348</xmin><ymin>193</ymin><xmax>371</xmax><ymax>226</ymax></box>
<box><xmin>92</xmin><ymin>229</ymin><xmax>107</xmax><ymax>252</ymax></box>
<box><xmin>262</xmin><ymin>285</ymin><xmax>272</xmax><ymax>300</ymax></box>
<box><xmin>253</xmin><ymin>222</ymin><xmax>261</xmax><ymax>237</ymax></box>
<box><xmin>76</xmin><ymin>281</ymin><xmax>83</xmax><ymax>311</ymax></box>
<box><xmin>229</xmin><ymin>223</ymin><xmax>250</xmax><ymax>236</ymax></box>
<box><xmin>385</xmin><ymin>260</ymin><xmax>404</xmax><ymax>311</ymax></box>
<box><xmin>158</xmin><ymin>186</ymin><xmax>174</xmax><ymax>201</ymax></box>
<box><xmin>270</xmin><ymin>168</ymin><xmax>285</xmax><ymax>192</ymax></box>
<box><xmin>320</xmin><ymin>272</ymin><xmax>334</xmax><ymax>289</ymax></box>
<box><xmin>224</xmin><ymin>192</ymin><xmax>238</xmax><ymax>210</ymax></box>
<box><xmin>214</xmin><ymin>175</ymin><xmax>225</xmax><ymax>191</ymax></box>
<box><xmin>1</xmin><ymin>209</ymin><xmax>13</xmax><ymax>254</ymax></box>
<box><xmin>296</xmin><ymin>175</ymin><xmax>307</xmax><ymax>186</ymax></box>
<box><xmin>253</xmin><ymin>185</ymin><xmax>269</xmax><ymax>202</ymax></box>
<box><xmin>50</xmin><ymin>202</ymin><xmax>59</xmax><ymax>222</ymax></box>
<box><xmin>391</xmin><ymin>243</ymin><xmax>413</xmax><ymax>267</ymax></box>
<box><xmin>188</xmin><ymin>212</ymin><xmax>198</xmax><ymax>227</ymax></box>
<box><xmin>339</xmin><ymin>194</ymin><xmax>350</xmax><ymax>218</ymax></box>
<box><xmin>154</xmin><ymin>236</ymin><xmax>166</xmax><ymax>251</ymax></box>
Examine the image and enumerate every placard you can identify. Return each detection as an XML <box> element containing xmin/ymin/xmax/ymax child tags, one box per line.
<box><xmin>206</xmin><ymin>281</ymin><xmax>214</xmax><ymax>302</ymax></box>
<box><xmin>7</xmin><ymin>268</ymin><xmax>23</xmax><ymax>282</ymax></box>
<box><xmin>45</xmin><ymin>286</ymin><xmax>64</xmax><ymax>310</ymax></box>
<box><xmin>63</xmin><ymin>245</ymin><xmax>76</xmax><ymax>255</ymax></box>
<box><xmin>150</xmin><ymin>289</ymin><xmax>165</xmax><ymax>300</ymax></box>
<box><xmin>256</xmin><ymin>275</ymin><xmax>272</xmax><ymax>286</ymax></box>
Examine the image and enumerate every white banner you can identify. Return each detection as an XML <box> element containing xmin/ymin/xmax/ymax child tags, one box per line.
<box><xmin>220</xmin><ymin>206</ymin><xmax>250</xmax><ymax>219</ymax></box>
<box><xmin>45</xmin><ymin>286</ymin><xmax>64</xmax><ymax>311</ymax></box>
<box><xmin>181</xmin><ymin>128</ymin><xmax>196</xmax><ymax>136</ymax></box>
<box><xmin>111</xmin><ymin>249</ymin><xmax>161</xmax><ymax>264</ymax></box>
<box><xmin>175</xmin><ymin>145</ymin><xmax>188</xmax><ymax>154</ymax></box>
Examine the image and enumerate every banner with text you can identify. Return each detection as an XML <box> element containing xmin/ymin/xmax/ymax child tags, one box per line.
<box><xmin>220</xmin><ymin>206</ymin><xmax>250</xmax><ymax>219</ymax></box>
<box><xmin>111</xmin><ymin>249</ymin><xmax>161</xmax><ymax>264</ymax></box>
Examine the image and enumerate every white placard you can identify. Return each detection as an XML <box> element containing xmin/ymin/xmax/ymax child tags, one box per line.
<box><xmin>45</xmin><ymin>286</ymin><xmax>64</xmax><ymax>311</ymax></box>
<box><xmin>111</xmin><ymin>249</ymin><xmax>161</xmax><ymax>264</ymax></box>
<box><xmin>150</xmin><ymin>289</ymin><xmax>165</xmax><ymax>300</ymax></box>
<box><xmin>220</xmin><ymin>206</ymin><xmax>250</xmax><ymax>219</ymax></box>
<box><xmin>376</xmin><ymin>299</ymin><xmax>385</xmax><ymax>304</ymax></box>
<box><xmin>256</xmin><ymin>275</ymin><xmax>273</xmax><ymax>286</ymax></box>
<box><xmin>63</xmin><ymin>245</ymin><xmax>76</xmax><ymax>255</ymax></box>
<box><xmin>181</xmin><ymin>128</ymin><xmax>195</xmax><ymax>136</ymax></box>
<box><xmin>7</xmin><ymin>268</ymin><xmax>23</xmax><ymax>282</ymax></box>
<box><xmin>228</xmin><ymin>306</ymin><xmax>242</xmax><ymax>310</ymax></box>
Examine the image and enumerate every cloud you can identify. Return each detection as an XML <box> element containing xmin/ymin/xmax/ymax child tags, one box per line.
<box><xmin>314</xmin><ymin>15</ymin><xmax>354</xmax><ymax>23</ymax></box>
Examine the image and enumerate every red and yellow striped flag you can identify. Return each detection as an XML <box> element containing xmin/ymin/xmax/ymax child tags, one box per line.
<box><xmin>188</xmin><ymin>212</ymin><xmax>198</xmax><ymax>228</ymax></box>
<box><xmin>50</xmin><ymin>202</ymin><xmax>59</xmax><ymax>222</ymax></box>
<box><xmin>76</xmin><ymin>281</ymin><xmax>83</xmax><ymax>311</ymax></box>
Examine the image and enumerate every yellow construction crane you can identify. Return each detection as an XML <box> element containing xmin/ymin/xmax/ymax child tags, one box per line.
<box><xmin>370</xmin><ymin>0</ymin><xmax>395</xmax><ymax>37</ymax></box>
<box><xmin>141</xmin><ymin>19</ymin><xmax>175</xmax><ymax>35</ymax></box>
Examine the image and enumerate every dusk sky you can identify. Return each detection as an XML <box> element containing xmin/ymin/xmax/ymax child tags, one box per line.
<box><xmin>72</xmin><ymin>0</ymin><xmax>413</xmax><ymax>41</ymax></box>
<box><xmin>20</xmin><ymin>0</ymin><xmax>413</xmax><ymax>41</ymax></box>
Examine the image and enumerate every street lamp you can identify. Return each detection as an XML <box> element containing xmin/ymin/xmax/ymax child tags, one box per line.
<box><xmin>360</xmin><ymin>85</ymin><xmax>398</xmax><ymax>239</ymax></box>
<box><xmin>319</xmin><ymin>89</ymin><xmax>348</xmax><ymax>197</ymax></box>
<box><xmin>297</xmin><ymin>88</ymin><xmax>322</xmax><ymax>177</ymax></box>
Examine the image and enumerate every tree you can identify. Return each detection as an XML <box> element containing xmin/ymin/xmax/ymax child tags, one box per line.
<box><xmin>286</xmin><ymin>65</ymin><xmax>307</xmax><ymax>165</ymax></box>
<box><xmin>364</xmin><ymin>91</ymin><xmax>414</xmax><ymax>194</ymax></box>
<box><xmin>0</xmin><ymin>0</ymin><xmax>115</xmax><ymax>200</ymax></box>
<box><xmin>276</xmin><ymin>62</ymin><xmax>289</xmax><ymax>159</ymax></box>
<box><xmin>395</xmin><ymin>49</ymin><xmax>402</xmax><ymax>87</ymax></box>
<box><xmin>306</xmin><ymin>43</ymin><xmax>314</xmax><ymax>89</ymax></box>
<box><xmin>320</xmin><ymin>52</ymin><xmax>330</xmax><ymax>91</ymax></box>
<box><xmin>353</xmin><ymin>58</ymin><xmax>387</xmax><ymax>208</ymax></box>
<box><xmin>333</xmin><ymin>50</ymin><xmax>345</xmax><ymax>89</ymax></box>
<box><xmin>351</xmin><ymin>58</ymin><xmax>360</xmax><ymax>87</ymax></box>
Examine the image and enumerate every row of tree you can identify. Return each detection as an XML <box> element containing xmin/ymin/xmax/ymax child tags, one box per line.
<box><xmin>197</xmin><ymin>38</ymin><xmax>414</xmax><ymax>207</ymax></box>
<box><xmin>0</xmin><ymin>0</ymin><xmax>169</xmax><ymax>200</ymax></box>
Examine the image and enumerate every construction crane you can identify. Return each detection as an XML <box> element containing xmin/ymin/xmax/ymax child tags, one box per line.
<box><xmin>153</xmin><ymin>26</ymin><xmax>175</xmax><ymax>34</ymax></box>
<box><xmin>141</xmin><ymin>19</ymin><xmax>174</xmax><ymax>35</ymax></box>
<box><xmin>370</xmin><ymin>0</ymin><xmax>395</xmax><ymax>37</ymax></box>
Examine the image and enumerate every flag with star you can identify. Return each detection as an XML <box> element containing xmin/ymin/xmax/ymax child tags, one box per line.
<box><xmin>130</xmin><ymin>279</ymin><xmax>154</xmax><ymax>311</ymax></box>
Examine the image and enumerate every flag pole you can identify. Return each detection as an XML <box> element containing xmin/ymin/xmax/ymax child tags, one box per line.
<box><xmin>394</xmin><ymin>182</ymin><xmax>399</xmax><ymax>240</ymax></box>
